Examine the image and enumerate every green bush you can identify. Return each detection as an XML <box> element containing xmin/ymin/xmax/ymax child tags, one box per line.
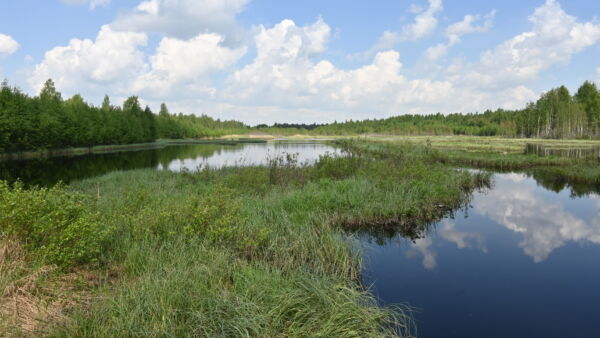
<box><xmin>184</xmin><ymin>186</ymin><xmax>269</xmax><ymax>251</ymax></box>
<box><xmin>267</xmin><ymin>152</ymin><xmax>308</xmax><ymax>186</ymax></box>
<box><xmin>185</xmin><ymin>186</ymin><xmax>241</xmax><ymax>241</ymax></box>
<box><xmin>0</xmin><ymin>181</ymin><xmax>112</xmax><ymax>267</ymax></box>
<box><xmin>311</xmin><ymin>152</ymin><xmax>361</xmax><ymax>180</ymax></box>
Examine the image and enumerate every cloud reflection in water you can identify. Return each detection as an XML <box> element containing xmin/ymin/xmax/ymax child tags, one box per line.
<box><xmin>474</xmin><ymin>173</ymin><xmax>600</xmax><ymax>263</ymax></box>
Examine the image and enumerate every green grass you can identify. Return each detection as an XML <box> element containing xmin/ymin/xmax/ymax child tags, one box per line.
<box><xmin>1</xmin><ymin>143</ymin><xmax>494</xmax><ymax>336</ymax></box>
<box><xmin>361</xmin><ymin>135</ymin><xmax>600</xmax><ymax>153</ymax></box>
<box><xmin>254</xmin><ymin>135</ymin><xmax>600</xmax><ymax>153</ymax></box>
<box><xmin>339</xmin><ymin>138</ymin><xmax>600</xmax><ymax>186</ymax></box>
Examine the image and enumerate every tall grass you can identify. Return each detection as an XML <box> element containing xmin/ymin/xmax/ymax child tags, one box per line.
<box><xmin>54</xmin><ymin>240</ymin><xmax>410</xmax><ymax>337</ymax></box>
<box><xmin>339</xmin><ymin>138</ymin><xmax>600</xmax><ymax>186</ymax></box>
<box><xmin>2</xmin><ymin>141</ymin><xmax>493</xmax><ymax>337</ymax></box>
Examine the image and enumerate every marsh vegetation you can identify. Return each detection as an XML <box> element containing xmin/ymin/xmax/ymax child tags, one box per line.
<box><xmin>0</xmin><ymin>140</ymin><xmax>496</xmax><ymax>337</ymax></box>
<box><xmin>1</xmin><ymin>135</ymin><xmax>599</xmax><ymax>337</ymax></box>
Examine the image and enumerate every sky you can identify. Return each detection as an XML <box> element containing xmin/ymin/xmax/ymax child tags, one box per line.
<box><xmin>0</xmin><ymin>0</ymin><xmax>599</xmax><ymax>125</ymax></box>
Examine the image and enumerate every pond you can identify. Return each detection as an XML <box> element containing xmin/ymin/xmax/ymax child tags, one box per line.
<box><xmin>0</xmin><ymin>141</ymin><xmax>339</xmax><ymax>187</ymax></box>
<box><xmin>360</xmin><ymin>172</ymin><xmax>600</xmax><ymax>338</ymax></box>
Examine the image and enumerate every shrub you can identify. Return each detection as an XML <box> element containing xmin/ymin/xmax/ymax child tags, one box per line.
<box><xmin>185</xmin><ymin>186</ymin><xmax>268</xmax><ymax>252</ymax></box>
<box><xmin>0</xmin><ymin>181</ymin><xmax>112</xmax><ymax>267</ymax></box>
<box><xmin>311</xmin><ymin>152</ymin><xmax>361</xmax><ymax>180</ymax></box>
<box><xmin>267</xmin><ymin>152</ymin><xmax>307</xmax><ymax>186</ymax></box>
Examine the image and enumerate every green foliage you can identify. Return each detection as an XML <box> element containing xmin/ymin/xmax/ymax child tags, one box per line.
<box><xmin>267</xmin><ymin>152</ymin><xmax>306</xmax><ymax>186</ymax></box>
<box><xmin>575</xmin><ymin>81</ymin><xmax>600</xmax><ymax>136</ymax></box>
<box><xmin>155</xmin><ymin>106</ymin><xmax>247</xmax><ymax>139</ymax></box>
<box><xmin>311</xmin><ymin>152</ymin><xmax>362</xmax><ymax>180</ymax></box>
<box><xmin>185</xmin><ymin>185</ymin><xmax>250</xmax><ymax>244</ymax></box>
<box><xmin>4</xmin><ymin>76</ymin><xmax>600</xmax><ymax>155</ymax></box>
<box><xmin>0</xmin><ymin>181</ymin><xmax>112</xmax><ymax>267</ymax></box>
<box><xmin>0</xmin><ymin>80</ymin><xmax>160</xmax><ymax>151</ymax></box>
<box><xmin>256</xmin><ymin>81</ymin><xmax>600</xmax><ymax>140</ymax></box>
<box><xmin>0</xmin><ymin>80</ymin><xmax>248</xmax><ymax>153</ymax></box>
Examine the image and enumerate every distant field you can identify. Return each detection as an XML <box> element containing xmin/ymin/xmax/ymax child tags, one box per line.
<box><xmin>262</xmin><ymin>134</ymin><xmax>600</xmax><ymax>153</ymax></box>
<box><xmin>366</xmin><ymin>136</ymin><xmax>600</xmax><ymax>153</ymax></box>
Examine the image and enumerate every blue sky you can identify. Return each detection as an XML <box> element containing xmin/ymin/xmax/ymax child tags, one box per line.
<box><xmin>1</xmin><ymin>0</ymin><xmax>599</xmax><ymax>124</ymax></box>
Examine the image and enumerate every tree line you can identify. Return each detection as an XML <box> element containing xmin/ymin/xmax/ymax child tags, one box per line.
<box><xmin>0</xmin><ymin>79</ymin><xmax>247</xmax><ymax>153</ymax></box>
<box><xmin>303</xmin><ymin>81</ymin><xmax>600</xmax><ymax>138</ymax></box>
<box><xmin>2</xmin><ymin>79</ymin><xmax>600</xmax><ymax>153</ymax></box>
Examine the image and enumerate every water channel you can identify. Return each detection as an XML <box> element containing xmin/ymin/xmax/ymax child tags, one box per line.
<box><xmin>361</xmin><ymin>172</ymin><xmax>600</xmax><ymax>338</ymax></box>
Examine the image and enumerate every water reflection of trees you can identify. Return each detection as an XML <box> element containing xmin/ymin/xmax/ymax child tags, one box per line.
<box><xmin>354</xmin><ymin>203</ymin><xmax>474</xmax><ymax>246</ymax></box>
<box><xmin>525</xmin><ymin>144</ymin><xmax>600</xmax><ymax>159</ymax></box>
<box><xmin>469</xmin><ymin>167</ymin><xmax>600</xmax><ymax>197</ymax></box>
<box><xmin>353</xmin><ymin>177</ymin><xmax>491</xmax><ymax>246</ymax></box>
<box><xmin>0</xmin><ymin>144</ymin><xmax>239</xmax><ymax>187</ymax></box>
<box><xmin>527</xmin><ymin>168</ymin><xmax>600</xmax><ymax>197</ymax></box>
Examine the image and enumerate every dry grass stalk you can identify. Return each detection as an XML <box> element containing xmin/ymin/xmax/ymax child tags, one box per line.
<box><xmin>0</xmin><ymin>240</ymin><xmax>95</xmax><ymax>336</ymax></box>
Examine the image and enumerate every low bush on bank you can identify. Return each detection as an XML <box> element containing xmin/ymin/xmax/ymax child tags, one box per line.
<box><xmin>0</xmin><ymin>181</ymin><xmax>112</xmax><ymax>267</ymax></box>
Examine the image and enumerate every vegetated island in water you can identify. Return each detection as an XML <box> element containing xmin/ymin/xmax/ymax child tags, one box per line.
<box><xmin>1</xmin><ymin>78</ymin><xmax>600</xmax><ymax>336</ymax></box>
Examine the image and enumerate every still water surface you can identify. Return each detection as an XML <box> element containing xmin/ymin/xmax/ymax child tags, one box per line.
<box><xmin>0</xmin><ymin>142</ymin><xmax>338</xmax><ymax>186</ymax></box>
<box><xmin>361</xmin><ymin>173</ymin><xmax>600</xmax><ymax>338</ymax></box>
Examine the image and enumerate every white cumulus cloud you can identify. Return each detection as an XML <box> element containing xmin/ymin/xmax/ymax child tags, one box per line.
<box><xmin>62</xmin><ymin>0</ymin><xmax>111</xmax><ymax>9</ymax></box>
<box><xmin>402</xmin><ymin>0</ymin><xmax>443</xmax><ymax>41</ymax></box>
<box><xmin>380</xmin><ymin>0</ymin><xmax>444</xmax><ymax>46</ymax></box>
<box><xmin>425</xmin><ymin>10</ymin><xmax>496</xmax><ymax>61</ymax></box>
<box><xmin>473</xmin><ymin>173</ymin><xmax>600</xmax><ymax>263</ymax></box>
<box><xmin>132</xmin><ymin>33</ymin><xmax>246</xmax><ymax>97</ymax></box>
<box><xmin>28</xmin><ymin>23</ymin><xmax>245</xmax><ymax>105</ymax></box>
<box><xmin>26</xmin><ymin>0</ymin><xmax>600</xmax><ymax>124</ymax></box>
<box><xmin>448</xmin><ymin>0</ymin><xmax>600</xmax><ymax>89</ymax></box>
<box><xmin>351</xmin><ymin>0</ymin><xmax>444</xmax><ymax>61</ymax></box>
<box><xmin>221</xmin><ymin>18</ymin><xmax>538</xmax><ymax>123</ymax></box>
<box><xmin>111</xmin><ymin>0</ymin><xmax>249</xmax><ymax>41</ymax></box>
<box><xmin>28</xmin><ymin>25</ymin><xmax>148</xmax><ymax>95</ymax></box>
<box><xmin>0</xmin><ymin>33</ymin><xmax>19</xmax><ymax>57</ymax></box>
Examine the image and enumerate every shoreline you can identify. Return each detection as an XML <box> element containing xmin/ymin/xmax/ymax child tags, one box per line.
<box><xmin>3</xmin><ymin>134</ymin><xmax>600</xmax><ymax>162</ymax></box>
<box><xmin>0</xmin><ymin>138</ymin><xmax>268</xmax><ymax>161</ymax></box>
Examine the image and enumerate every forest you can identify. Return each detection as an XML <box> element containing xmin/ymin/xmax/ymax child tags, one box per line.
<box><xmin>307</xmin><ymin>81</ymin><xmax>600</xmax><ymax>138</ymax></box>
<box><xmin>1</xmin><ymin>79</ymin><xmax>600</xmax><ymax>153</ymax></box>
<box><xmin>0</xmin><ymin>79</ymin><xmax>246</xmax><ymax>153</ymax></box>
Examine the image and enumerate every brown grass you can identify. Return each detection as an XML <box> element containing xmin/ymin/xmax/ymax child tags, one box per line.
<box><xmin>0</xmin><ymin>240</ymin><xmax>98</xmax><ymax>336</ymax></box>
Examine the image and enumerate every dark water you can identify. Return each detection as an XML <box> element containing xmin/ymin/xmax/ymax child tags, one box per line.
<box><xmin>361</xmin><ymin>173</ymin><xmax>600</xmax><ymax>338</ymax></box>
<box><xmin>525</xmin><ymin>143</ymin><xmax>600</xmax><ymax>159</ymax></box>
<box><xmin>0</xmin><ymin>142</ymin><xmax>339</xmax><ymax>187</ymax></box>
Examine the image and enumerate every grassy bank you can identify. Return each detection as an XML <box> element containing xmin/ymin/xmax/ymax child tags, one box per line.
<box><xmin>340</xmin><ymin>138</ymin><xmax>600</xmax><ymax>193</ymax></box>
<box><xmin>244</xmin><ymin>134</ymin><xmax>600</xmax><ymax>153</ymax></box>
<box><xmin>355</xmin><ymin>135</ymin><xmax>600</xmax><ymax>153</ymax></box>
<box><xmin>0</xmin><ymin>143</ymin><xmax>490</xmax><ymax>337</ymax></box>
